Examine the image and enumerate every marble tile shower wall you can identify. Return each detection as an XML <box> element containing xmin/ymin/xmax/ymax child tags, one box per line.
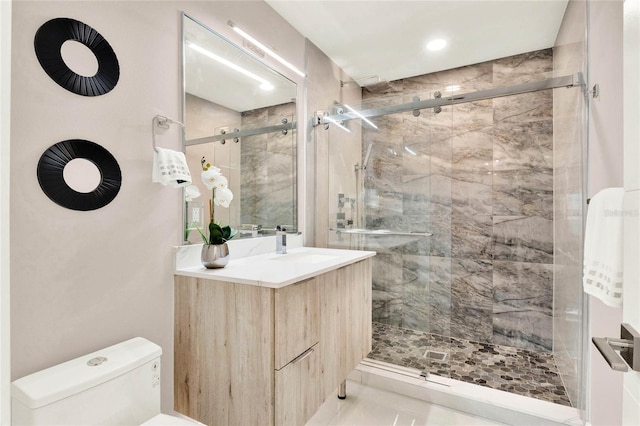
<box><xmin>363</xmin><ymin>49</ymin><xmax>554</xmax><ymax>352</ymax></box>
<box><xmin>240</xmin><ymin>102</ymin><xmax>296</xmax><ymax>230</ymax></box>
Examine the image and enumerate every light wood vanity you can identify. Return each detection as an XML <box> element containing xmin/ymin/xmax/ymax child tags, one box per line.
<box><xmin>174</xmin><ymin>248</ymin><xmax>373</xmax><ymax>426</ymax></box>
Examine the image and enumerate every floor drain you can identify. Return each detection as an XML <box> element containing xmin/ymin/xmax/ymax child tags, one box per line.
<box><xmin>423</xmin><ymin>349</ymin><xmax>449</xmax><ymax>363</ymax></box>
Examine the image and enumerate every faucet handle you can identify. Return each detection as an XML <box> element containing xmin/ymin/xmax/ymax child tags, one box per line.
<box><xmin>276</xmin><ymin>225</ymin><xmax>287</xmax><ymax>233</ymax></box>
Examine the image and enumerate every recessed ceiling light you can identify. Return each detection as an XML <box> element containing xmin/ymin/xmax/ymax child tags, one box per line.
<box><xmin>426</xmin><ymin>39</ymin><xmax>447</xmax><ymax>51</ymax></box>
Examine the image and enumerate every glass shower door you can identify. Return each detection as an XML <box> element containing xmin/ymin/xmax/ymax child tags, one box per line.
<box><xmin>326</xmin><ymin>86</ymin><xmax>454</xmax><ymax>381</ymax></box>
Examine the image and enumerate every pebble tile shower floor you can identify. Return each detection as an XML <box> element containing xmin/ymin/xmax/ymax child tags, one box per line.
<box><xmin>369</xmin><ymin>322</ymin><xmax>572</xmax><ymax>406</ymax></box>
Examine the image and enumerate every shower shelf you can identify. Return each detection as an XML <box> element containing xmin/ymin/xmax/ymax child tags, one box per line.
<box><xmin>330</xmin><ymin>228</ymin><xmax>432</xmax><ymax>237</ymax></box>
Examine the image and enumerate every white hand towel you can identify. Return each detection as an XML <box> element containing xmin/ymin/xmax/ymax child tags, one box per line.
<box><xmin>152</xmin><ymin>147</ymin><xmax>192</xmax><ymax>188</ymax></box>
<box><xmin>583</xmin><ymin>187</ymin><xmax>624</xmax><ymax>308</ymax></box>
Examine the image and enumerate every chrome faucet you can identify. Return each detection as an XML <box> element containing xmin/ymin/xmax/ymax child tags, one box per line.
<box><xmin>276</xmin><ymin>225</ymin><xmax>287</xmax><ymax>254</ymax></box>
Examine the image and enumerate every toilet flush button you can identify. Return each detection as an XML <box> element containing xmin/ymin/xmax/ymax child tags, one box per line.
<box><xmin>87</xmin><ymin>356</ymin><xmax>108</xmax><ymax>366</ymax></box>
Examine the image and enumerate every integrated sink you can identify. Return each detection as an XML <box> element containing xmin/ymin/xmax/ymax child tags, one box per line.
<box><xmin>270</xmin><ymin>252</ymin><xmax>339</xmax><ymax>264</ymax></box>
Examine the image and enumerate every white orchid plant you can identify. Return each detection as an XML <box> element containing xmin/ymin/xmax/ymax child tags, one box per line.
<box><xmin>198</xmin><ymin>157</ymin><xmax>237</xmax><ymax>245</ymax></box>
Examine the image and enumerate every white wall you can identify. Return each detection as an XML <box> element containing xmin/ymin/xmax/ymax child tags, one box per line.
<box><xmin>10</xmin><ymin>1</ymin><xmax>307</xmax><ymax>414</ymax></box>
<box><xmin>623</xmin><ymin>0</ymin><xmax>640</xmax><ymax>422</ymax></box>
<box><xmin>0</xmin><ymin>0</ymin><xmax>11</xmax><ymax>423</ymax></box>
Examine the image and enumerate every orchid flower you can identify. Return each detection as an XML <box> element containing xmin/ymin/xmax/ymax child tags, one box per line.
<box><xmin>214</xmin><ymin>187</ymin><xmax>233</xmax><ymax>208</ymax></box>
<box><xmin>198</xmin><ymin>156</ymin><xmax>237</xmax><ymax>245</ymax></box>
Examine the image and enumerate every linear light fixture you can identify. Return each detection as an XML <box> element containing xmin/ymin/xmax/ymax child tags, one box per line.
<box><xmin>228</xmin><ymin>20</ymin><xmax>306</xmax><ymax>78</ymax></box>
<box><xmin>188</xmin><ymin>42</ymin><xmax>274</xmax><ymax>91</ymax></box>
<box><xmin>343</xmin><ymin>104</ymin><xmax>378</xmax><ymax>129</ymax></box>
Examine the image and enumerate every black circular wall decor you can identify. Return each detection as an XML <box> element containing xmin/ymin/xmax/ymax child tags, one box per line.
<box><xmin>34</xmin><ymin>18</ymin><xmax>120</xmax><ymax>97</ymax></box>
<box><xmin>37</xmin><ymin>140</ymin><xmax>122</xmax><ymax>211</ymax></box>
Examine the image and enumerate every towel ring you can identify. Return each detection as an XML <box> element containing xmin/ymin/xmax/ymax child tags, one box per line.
<box><xmin>152</xmin><ymin>115</ymin><xmax>184</xmax><ymax>152</ymax></box>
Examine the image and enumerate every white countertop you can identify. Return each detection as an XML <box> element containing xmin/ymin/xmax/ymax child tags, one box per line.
<box><xmin>175</xmin><ymin>247</ymin><xmax>376</xmax><ymax>288</ymax></box>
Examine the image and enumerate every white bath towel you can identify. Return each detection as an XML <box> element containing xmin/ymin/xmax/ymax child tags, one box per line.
<box><xmin>152</xmin><ymin>147</ymin><xmax>192</xmax><ymax>187</ymax></box>
<box><xmin>583</xmin><ymin>187</ymin><xmax>624</xmax><ymax>308</ymax></box>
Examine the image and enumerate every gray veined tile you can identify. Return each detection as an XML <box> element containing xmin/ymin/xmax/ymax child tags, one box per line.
<box><xmin>363</xmin><ymin>79</ymin><xmax>404</xmax><ymax>98</ymax></box>
<box><xmin>452</xmin><ymin>258</ymin><xmax>493</xmax><ymax>311</ymax></box>
<box><xmin>266</xmin><ymin>152</ymin><xmax>295</xmax><ymax>190</ymax></box>
<box><xmin>493</xmin><ymin>49</ymin><xmax>553</xmax><ymax>86</ymax></box>
<box><xmin>427</xmin><ymin>256</ymin><xmax>453</xmax><ymax>335</ymax></box>
<box><xmin>493</xmin><ymin>309</ymin><xmax>553</xmax><ymax>352</ymax></box>
<box><xmin>402</xmin><ymin>145</ymin><xmax>431</xmax><ymax>177</ymax></box>
<box><xmin>493</xmin><ymin>90</ymin><xmax>553</xmax><ymax>124</ymax></box>
<box><xmin>493</xmin><ymin>216</ymin><xmax>553</xmax><ymax>263</ymax></box>
<box><xmin>451</xmin><ymin>175</ymin><xmax>493</xmax><ymax>216</ymax></box>
<box><xmin>363</xmin><ymin>189</ymin><xmax>403</xmax><ymax>221</ymax></box>
<box><xmin>428</xmin><ymin>174</ymin><xmax>452</xmax><ymax>216</ymax></box>
<box><xmin>401</xmin><ymin>255</ymin><xmax>431</xmax><ymax>331</ymax></box>
<box><xmin>451</xmin><ymin>214</ymin><xmax>493</xmax><ymax>260</ymax></box>
<box><xmin>424</xmin><ymin>215</ymin><xmax>452</xmax><ymax>257</ymax></box>
<box><xmin>399</xmin><ymin>215</ymin><xmax>436</xmax><ymax>257</ymax></box>
<box><xmin>493</xmin><ymin>119</ymin><xmax>553</xmax><ymax>172</ymax></box>
<box><xmin>451</xmin><ymin>304</ymin><xmax>493</xmax><ymax>343</ymax></box>
<box><xmin>493</xmin><ymin>260</ymin><xmax>553</xmax><ymax>310</ymax></box>
<box><xmin>451</xmin><ymin>128</ymin><xmax>493</xmax><ymax>173</ymax></box>
<box><xmin>452</xmin><ymin>99</ymin><xmax>493</xmax><ymax>130</ymax></box>
<box><xmin>372</xmin><ymin>289</ymin><xmax>403</xmax><ymax>326</ymax></box>
<box><xmin>402</xmin><ymin>175</ymin><xmax>431</xmax><ymax>215</ymax></box>
<box><xmin>403</xmin><ymin>61</ymin><xmax>493</xmax><ymax>93</ymax></box>
<box><xmin>241</xmin><ymin>107</ymin><xmax>268</xmax><ymax>124</ymax></box>
<box><xmin>372</xmin><ymin>252</ymin><xmax>404</xmax><ymax>326</ymax></box>
<box><xmin>366</xmin><ymin>148</ymin><xmax>404</xmax><ymax>189</ymax></box>
<box><xmin>492</xmin><ymin>169</ymin><xmax>553</xmax><ymax>219</ymax></box>
<box><xmin>366</xmin><ymin>115</ymin><xmax>405</xmax><ymax>141</ymax></box>
<box><xmin>402</xmin><ymin>107</ymin><xmax>449</xmax><ymax>131</ymax></box>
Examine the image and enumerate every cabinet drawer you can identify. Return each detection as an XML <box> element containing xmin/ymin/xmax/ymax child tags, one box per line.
<box><xmin>274</xmin><ymin>277</ymin><xmax>319</xmax><ymax>369</ymax></box>
<box><xmin>274</xmin><ymin>343</ymin><xmax>321</xmax><ymax>426</ymax></box>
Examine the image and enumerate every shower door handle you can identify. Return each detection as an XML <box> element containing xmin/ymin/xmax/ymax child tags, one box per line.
<box><xmin>592</xmin><ymin>323</ymin><xmax>640</xmax><ymax>372</ymax></box>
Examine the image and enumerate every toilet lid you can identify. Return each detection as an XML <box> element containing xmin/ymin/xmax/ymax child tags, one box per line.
<box><xmin>141</xmin><ymin>413</ymin><xmax>204</xmax><ymax>426</ymax></box>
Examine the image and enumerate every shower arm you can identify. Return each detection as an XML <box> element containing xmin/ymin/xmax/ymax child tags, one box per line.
<box><xmin>317</xmin><ymin>73</ymin><xmax>584</xmax><ymax>126</ymax></box>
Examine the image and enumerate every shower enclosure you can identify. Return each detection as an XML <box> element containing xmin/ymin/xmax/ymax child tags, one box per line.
<box><xmin>321</xmin><ymin>48</ymin><xmax>588</xmax><ymax>411</ymax></box>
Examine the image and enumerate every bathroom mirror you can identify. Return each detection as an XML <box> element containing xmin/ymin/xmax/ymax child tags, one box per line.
<box><xmin>182</xmin><ymin>14</ymin><xmax>298</xmax><ymax>244</ymax></box>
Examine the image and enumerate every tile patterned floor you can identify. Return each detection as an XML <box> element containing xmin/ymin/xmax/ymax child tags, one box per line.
<box><xmin>369</xmin><ymin>322</ymin><xmax>572</xmax><ymax>407</ymax></box>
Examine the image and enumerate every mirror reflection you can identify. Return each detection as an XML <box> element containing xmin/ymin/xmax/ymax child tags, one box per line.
<box><xmin>182</xmin><ymin>15</ymin><xmax>298</xmax><ymax>244</ymax></box>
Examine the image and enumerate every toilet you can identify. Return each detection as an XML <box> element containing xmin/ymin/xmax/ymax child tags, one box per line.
<box><xmin>11</xmin><ymin>337</ymin><xmax>203</xmax><ymax>425</ymax></box>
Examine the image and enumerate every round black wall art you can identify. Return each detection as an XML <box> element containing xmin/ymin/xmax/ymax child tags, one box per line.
<box><xmin>37</xmin><ymin>140</ymin><xmax>122</xmax><ymax>211</ymax></box>
<box><xmin>34</xmin><ymin>18</ymin><xmax>120</xmax><ymax>97</ymax></box>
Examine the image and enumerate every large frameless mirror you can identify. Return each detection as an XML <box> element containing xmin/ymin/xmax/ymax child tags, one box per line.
<box><xmin>182</xmin><ymin>14</ymin><xmax>298</xmax><ymax>244</ymax></box>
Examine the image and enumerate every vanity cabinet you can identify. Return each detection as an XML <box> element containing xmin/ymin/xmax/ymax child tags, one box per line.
<box><xmin>174</xmin><ymin>258</ymin><xmax>372</xmax><ymax>426</ymax></box>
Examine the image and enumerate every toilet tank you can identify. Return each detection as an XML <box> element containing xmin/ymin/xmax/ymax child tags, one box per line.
<box><xmin>11</xmin><ymin>337</ymin><xmax>162</xmax><ymax>426</ymax></box>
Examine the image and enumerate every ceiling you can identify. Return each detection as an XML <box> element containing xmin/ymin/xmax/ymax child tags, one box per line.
<box><xmin>265</xmin><ymin>0</ymin><xmax>569</xmax><ymax>85</ymax></box>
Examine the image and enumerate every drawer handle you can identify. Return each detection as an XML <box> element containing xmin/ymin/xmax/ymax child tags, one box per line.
<box><xmin>291</xmin><ymin>347</ymin><xmax>314</xmax><ymax>364</ymax></box>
